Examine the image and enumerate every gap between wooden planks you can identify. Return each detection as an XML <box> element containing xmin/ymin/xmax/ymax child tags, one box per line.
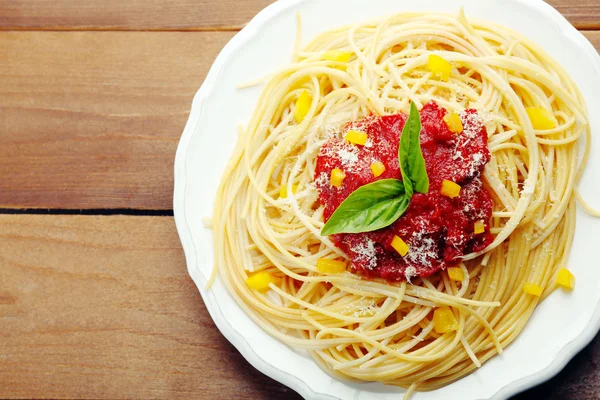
<box><xmin>0</xmin><ymin>0</ymin><xmax>598</xmax><ymax>30</ymax></box>
<box><xmin>1</xmin><ymin>31</ymin><xmax>599</xmax><ymax>211</ymax></box>
<box><xmin>0</xmin><ymin>214</ymin><xmax>300</xmax><ymax>399</ymax></box>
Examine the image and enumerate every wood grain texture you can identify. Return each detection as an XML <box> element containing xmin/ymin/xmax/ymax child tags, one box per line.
<box><xmin>0</xmin><ymin>215</ymin><xmax>300</xmax><ymax>399</ymax></box>
<box><xmin>0</xmin><ymin>0</ymin><xmax>272</xmax><ymax>30</ymax></box>
<box><xmin>0</xmin><ymin>31</ymin><xmax>234</xmax><ymax>210</ymax></box>
<box><xmin>0</xmin><ymin>0</ymin><xmax>598</xmax><ymax>30</ymax></box>
<box><xmin>1</xmin><ymin>31</ymin><xmax>599</xmax><ymax>210</ymax></box>
<box><xmin>1</xmin><ymin>214</ymin><xmax>600</xmax><ymax>399</ymax></box>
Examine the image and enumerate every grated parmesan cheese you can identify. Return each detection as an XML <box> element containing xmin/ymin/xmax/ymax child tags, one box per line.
<box><xmin>352</xmin><ymin>300</ymin><xmax>377</xmax><ymax>318</ymax></box>
<box><xmin>342</xmin><ymin>299</ymin><xmax>377</xmax><ymax>318</ymax></box>
<box><xmin>467</xmin><ymin>153</ymin><xmax>485</xmax><ymax>177</ymax></box>
<box><xmin>521</xmin><ymin>183</ymin><xmax>535</xmax><ymax>195</ymax></box>
<box><xmin>351</xmin><ymin>238</ymin><xmax>378</xmax><ymax>270</ymax></box>
<box><xmin>405</xmin><ymin>232</ymin><xmax>439</xmax><ymax>271</ymax></box>
<box><xmin>337</xmin><ymin>147</ymin><xmax>359</xmax><ymax>167</ymax></box>
<box><xmin>460</xmin><ymin>111</ymin><xmax>484</xmax><ymax>139</ymax></box>
<box><xmin>452</xmin><ymin>151</ymin><xmax>464</xmax><ymax>163</ymax></box>
<box><xmin>404</xmin><ymin>266</ymin><xmax>418</xmax><ymax>283</ymax></box>
<box><xmin>313</xmin><ymin>172</ymin><xmax>329</xmax><ymax>189</ymax></box>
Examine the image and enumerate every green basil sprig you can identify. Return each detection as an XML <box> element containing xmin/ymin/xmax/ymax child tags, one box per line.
<box><xmin>399</xmin><ymin>102</ymin><xmax>429</xmax><ymax>196</ymax></box>
<box><xmin>321</xmin><ymin>179</ymin><xmax>410</xmax><ymax>236</ymax></box>
<box><xmin>321</xmin><ymin>102</ymin><xmax>429</xmax><ymax>236</ymax></box>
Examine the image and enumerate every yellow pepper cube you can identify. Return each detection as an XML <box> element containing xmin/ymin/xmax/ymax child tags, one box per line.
<box><xmin>474</xmin><ymin>219</ymin><xmax>486</xmax><ymax>235</ymax></box>
<box><xmin>441</xmin><ymin>180</ymin><xmax>461</xmax><ymax>199</ymax></box>
<box><xmin>246</xmin><ymin>271</ymin><xmax>280</xmax><ymax>293</ymax></box>
<box><xmin>526</xmin><ymin>107</ymin><xmax>558</xmax><ymax>130</ymax></box>
<box><xmin>524</xmin><ymin>283</ymin><xmax>543</xmax><ymax>297</ymax></box>
<box><xmin>279</xmin><ymin>184</ymin><xmax>298</xmax><ymax>199</ymax></box>
<box><xmin>557</xmin><ymin>268</ymin><xmax>575</xmax><ymax>291</ymax></box>
<box><xmin>443</xmin><ymin>112</ymin><xmax>464</xmax><ymax>134</ymax></box>
<box><xmin>428</xmin><ymin>54</ymin><xmax>452</xmax><ymax>81</ymax></box>
<box><xmin>345</xmin><ymin>129</ymin><xmax>368</xmax><ymax>146</ymax></box>
<box><xmin>322</xmin><ymin>50</ymin><xmax>353</xmax><ymax>63</ymax></box>
<box><xmin>371</xmin><ymin>161</ymin><xmax>386</xmax><ymax>178</ymax></box>
<box><xmin>447</xmin><ymin>267</ymin><xmax>465</xmax><ymax>282</ymax></box>
<box><xmin>433</xmin><ymin>307</ymin><xmax>458</xmax><ymax>334</ymax></box>
<box><xmin>317</xmin><ymin>258</ymin><xmax>347</xmax><ymax>274</ymax></box>
<box><xmin>391</xmin><ymin>235</ymin><xmax>409</xmax><ymax>257</ymax></box>
<box><xmin>294</xmin><ymin>90</ymin><xmax>312</xmax><ymax>123</ymax></box>
<box><xmin>330</xmin><ymin>168</ymin><xmax>346</xmax><ymax>187</ymax></box>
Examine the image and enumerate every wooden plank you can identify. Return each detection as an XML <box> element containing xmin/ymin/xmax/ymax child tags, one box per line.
<box><xmin>0</xmin><ymin>31</ymin><xmax>234</xmax><ymax>210</ymax></box>
<box><xmin>585</xmin><ymin>31</ymin><xmax>600</xmax><ymax>49</ymax></box>
<box><xmin>0</xmin><ymin>0</ymin><xmax>597</xmax><ymax>31</ymax></box>
<box><xmin>1</xmin><ymin>215</ymin><xmax>600</xmax><ymax>399</ymax></box>
<box><xmin>0</xmin><ymin>215</ymin><xmax>300</xmax><ymax>399</ymax></box>
<box><xmin>0</xmin><ymin>0</ymin><xmax>273</xmax><ymax>30</ymax></box>
<box><xmin>0</xmin><ymin>31</ymin><xmax>598</xmax><ymax>211</ymax></box>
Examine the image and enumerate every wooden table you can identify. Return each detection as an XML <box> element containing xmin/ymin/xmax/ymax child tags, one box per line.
<box><xmin>1</xmin><ymin>1</ymin><xmax>599</xmax><ymax>399</ymax></box>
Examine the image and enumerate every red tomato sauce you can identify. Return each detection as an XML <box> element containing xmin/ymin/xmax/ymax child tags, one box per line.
<box><xmin>314</xmin><ymin>101</ymin><xmax>494</xmax><ymax>282</ymax></box>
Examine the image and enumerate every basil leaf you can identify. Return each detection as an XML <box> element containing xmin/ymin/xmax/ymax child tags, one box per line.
<box><xmin>321</xmin><ymin>179</ymin><xmax>410</xmax><ymax>236</ymax></box>
<box><xmin>319</xmin><ymin>103</ymin><xmax>431</xmax><ymax>237</ymax></box>
<box><xmin>399</xmin><ymin>102</ymin><xmax>429</xmax><ymax>195</ymax></box>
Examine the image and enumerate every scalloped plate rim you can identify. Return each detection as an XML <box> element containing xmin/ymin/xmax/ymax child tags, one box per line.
<box><xmin>173</xmin><ymin>1</ymin><xmax>600</xmax><ymax>399</ymax></box>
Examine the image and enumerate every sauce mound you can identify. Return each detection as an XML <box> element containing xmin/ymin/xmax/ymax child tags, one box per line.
<box><xmin>314</xmin><ymin>101</ymin><xmax>494</xmax><ymax>282</ymax></box>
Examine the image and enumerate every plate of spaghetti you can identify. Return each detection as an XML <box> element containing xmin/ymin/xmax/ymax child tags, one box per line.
<box><xmin>174</xmin><ymin>0</ymin><xmax>600</xmax><ymax>399</ymax></box>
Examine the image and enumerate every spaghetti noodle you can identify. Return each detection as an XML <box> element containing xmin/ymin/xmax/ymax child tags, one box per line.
<box><xmin>211</xmin><ymin>10</ymin><xmax>595</xmax><ymax>394</ymax></box>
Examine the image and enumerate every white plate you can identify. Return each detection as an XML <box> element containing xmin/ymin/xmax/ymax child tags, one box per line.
<box><xmin>173</xmin><ymin>1</ymin><xmax>600</xmax><ymax>399</ymax></box>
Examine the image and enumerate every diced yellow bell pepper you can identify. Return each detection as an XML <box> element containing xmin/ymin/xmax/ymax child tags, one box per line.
<box><xmin>443</xmin><ymin>112</ymin><xmax>463</xmax><ymax>134</ymax></box>
<box><xmin>447</xmin><ymin>267</ymin><xmax>465</xmax><ymax>282</ymax></box>
<box><xmin>557</xmin><ymin>268</ymin><xmax>575</xmax><ymax>291</ymax></box>
<box><xmin>279</xmin><ymin>184</ymin><xmax>298</xmax><ymax>199</ymax></box>
<box><xmin>246</xmin><ymin>271</ymin><xmax>280</xmax><ymax>293</ymax></box>
<box><xmin>474</xmin><ymin>219</ymin><xmax>486</xmax><ymax>235</ymax></box>
<box><xmin>294</xmin><ymin>90</ymin><xmax>312</xmax><ymax>123</ymax></box>
<box><xmin>371</xmin><ymin>161</ymin><xmax>386</xmax><ymax>178</ymax></box>
<box><xmin>433</xmin><ymin>307</ymin><xmax>458</xmax><ymax>334</ymax></box>
<box><xmin>391</xmin><ymin>235</ymin><xmax>409</xmax><ymax>257</ymax></box>
<box><xmin>526</xmin><ymin>107</ymin><xmax>557</xmax><ymax>130</ymax></box>
<box><xmin>317</xmin><ymin>258</ymin><xmax>347</xmax><ymax>274</ymax></box>
<box><xmin>345</xmin><ymin>129</ymin><xmax>368</xmax><ymax>146</ymax></box>
<box><xmin>330</xmin><ymin>168</ymin><xmax>346</xmax><ymax>187</ymax></box>
<box><xmin>428</xmin><ymin>54</ymin><xmax>452</xmax><ymax>81</ymax></box>
<box><xmin>441</xmin><ymin>180</ymin><xmax>461</xmax><ymax>199</ymax></box>
<box><xmin>321</xmin><ymin>50</ymin><xmax>353</xmax><ymax>63</ymax></box>
<box><xmin>524</xmin><ymin>283</ymin><xmax>543</xmax><ymax>297</ymax></box>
